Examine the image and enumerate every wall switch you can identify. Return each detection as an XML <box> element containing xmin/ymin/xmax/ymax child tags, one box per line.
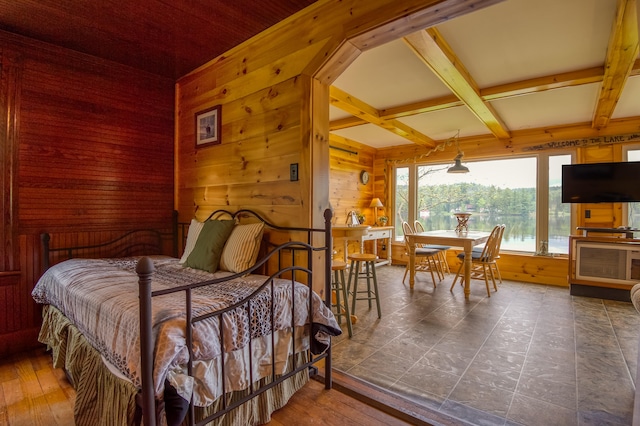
<box><xmin>585</xmin><ymin>209</ymin><xmax>591</xmax><ymax>218</ymax></box>
<box><xmin>290</xmin><ymin>163</ymin><xmax>298</xmax><ymax>181</ymax></box>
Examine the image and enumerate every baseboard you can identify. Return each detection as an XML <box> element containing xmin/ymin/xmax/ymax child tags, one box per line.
<box><xmin>313</xmin><ymin>368</ymin><xmax>467</xmax><ymax>426</ymax></box>
<box><xmin>570</xmin><ymin>284</ymin><xmax>632</xmax><ymax>302</ymax></box>
<box><xmin>0</xmin><ymin>327</ymin><xmax>41</xmax><ymax>357</ymax></box>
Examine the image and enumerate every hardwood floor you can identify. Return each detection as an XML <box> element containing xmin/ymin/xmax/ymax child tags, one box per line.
<box><xmin>0</xmin><ymin>347</ymin><xmax>422</xmax><ymax>426</ymax></box>
<box><xmin>0</xmin><ymin>348</ymin><xmax>75</xmax><ymax>425</ymax></box>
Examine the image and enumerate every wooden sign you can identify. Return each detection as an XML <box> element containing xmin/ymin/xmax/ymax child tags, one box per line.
<box><xmin>524</xmin><ymin>132</ymin><xmax>640</xmax><ymax>152</ymax></box>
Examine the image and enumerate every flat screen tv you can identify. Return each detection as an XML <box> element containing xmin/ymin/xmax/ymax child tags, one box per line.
<box><xmin>562</xmin><ymin>161</ymin><xmax>640</xmax><ymax>203</ymax></box>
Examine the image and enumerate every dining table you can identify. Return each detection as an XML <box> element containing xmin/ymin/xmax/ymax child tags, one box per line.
<box><xmin>406</xmin><ymin>229</ymin><xmax>491</xmax><ymax>299</ymax></box>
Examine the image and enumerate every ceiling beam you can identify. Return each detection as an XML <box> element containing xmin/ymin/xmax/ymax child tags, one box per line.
<box><xmin>376</xmin><ymin>117</ymin><xmax>640</xmax><ymax>161</ymax></box>
<box><xmin>330</xmin><ymin>60</ymin><xmax>640</xmax><ymax>131</ymax></box>
<box><xmin>403</xmin><ymin>27</ymin><xmax>511</xmax><ymax>140</ymax></box>
<box><xmin>592</xmin><ymin>0</ymin><xmax>639</xmax><ymax>129</ymax></box>
<box><xmin>330</xmin><ymin>86</ymin><xmax>436</xmax><ymax>148</ymax></box>
<box><xmin>480</xmin><ymin>66</ymin><xmax>604</xmax><ymax>101</ymax></box>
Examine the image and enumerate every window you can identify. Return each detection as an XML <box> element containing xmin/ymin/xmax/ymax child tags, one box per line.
<box><xmin>547</xmin><ymin>154</ymin><xmax>572</xmax><ymax>254</ymax></box>
<box><xmin>626</xmin><ymin>147</ymin><xmax>640</xmax><ymax>229</ymax></box>
<box><xmin>395</xmin><ymin>166</ymin><xmax>409</xmax><ymax>239</ymax></box>
<box><xmin>394</xmin><ymin>153</ymin><xmax>572</xmax><ymax>255</ymax></box>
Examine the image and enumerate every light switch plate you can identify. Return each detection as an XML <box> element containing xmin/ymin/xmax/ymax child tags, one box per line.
<box><xmin>290</xmin><ymin>163</ymin><xmax>298</xmax><ymax>181</ymax></box>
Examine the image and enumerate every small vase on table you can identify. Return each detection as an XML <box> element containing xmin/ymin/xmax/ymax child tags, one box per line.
<box><xmin>454</xmin><ymin>213</ymin><xmax>471</xmax><ymax>234</ymax></box>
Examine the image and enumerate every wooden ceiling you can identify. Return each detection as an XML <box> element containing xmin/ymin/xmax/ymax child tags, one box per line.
<box><xmin>0</xmin><ymin>0</ymin><xmax>316</xmax><ymax>79</ymax></box>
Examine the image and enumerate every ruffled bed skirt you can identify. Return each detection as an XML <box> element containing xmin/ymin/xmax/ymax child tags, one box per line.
<box><xmin>38</xmin><ymin>305</ymin><xmax>309</xmax><ymax>426</ymax></box>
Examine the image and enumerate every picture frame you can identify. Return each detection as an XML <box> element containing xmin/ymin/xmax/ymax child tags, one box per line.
<box><xmin>195</xmin><ymin>105</ymin><xmax>221</xmax><ymax>148</ymax></box>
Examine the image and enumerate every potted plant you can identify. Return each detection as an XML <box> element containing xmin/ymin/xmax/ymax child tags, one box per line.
<box><xmin>378</xmin><ymin>216</ymin><xmax>388</xmax><ymax>226</ymax></box>
<box><xmin>356</xmin><ymin>212</ymin><xmax>366</xmax><ymax>224</ymax></box>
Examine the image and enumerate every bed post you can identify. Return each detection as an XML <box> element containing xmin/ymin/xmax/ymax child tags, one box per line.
<box><xmin>137</xmin><ymin>256</ymin><xmax>156</xmax><ymax>426</ymax></box>
<box><xmin>41</xmin><ymin>233</ymin><xmax>51</xmax><ymax>271</ymax></box>
<box><xmin>324</xmin><ymin>208</ymin><xmax>333</xmax><ymax>389</ymax></box>
<box><xmin>172</xmin><ymin>210</ymin><xmax>179</xmax><ymax>258</ymax></box>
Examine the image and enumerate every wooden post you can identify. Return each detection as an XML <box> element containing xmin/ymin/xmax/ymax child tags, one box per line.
<box><xmin>136</xmin><ymin>256</ymin><xmax>156</xmax><ymax>426</ymax></box>
<box><xmin>323</xmin><ymin>208</ymin><xmax>333</xmax><ymax>389</ymax></box>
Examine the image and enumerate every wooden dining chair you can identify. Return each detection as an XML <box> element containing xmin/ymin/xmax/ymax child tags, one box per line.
<box><xmin>413</xmin><ymin>220</ymin><xmax>451</xmax><ymax>274</ymax></box>
<box><xmin>401</xmin><ymin>221</ymin><xmax>444</xmax><ymax>286</ymax></box>
<box><xmin>450</xmin><ymin>224</ymin><xmax>505</xmax><ymax>297</ymax></box>
<box><xmin>471</xmin><ymin>224</ymin><xmax>505</xmax><ymax>283</ymax></box>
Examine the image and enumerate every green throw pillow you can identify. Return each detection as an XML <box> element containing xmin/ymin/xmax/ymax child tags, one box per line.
<box><xmin>184</xmin><ymin>219</ymin><xmax>235</xmax><ymax>272</ymax></box>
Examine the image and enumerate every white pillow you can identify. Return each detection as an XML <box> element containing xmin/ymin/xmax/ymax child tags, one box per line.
<box><xmin>219</xmin><ymin>222</ymin><xmax>265</xmax><ymax>273</ymax></box>
<box><xmin>179</xmin><ymin>219</ymin><xmax>205</xmax><ymax>264</ymax></box>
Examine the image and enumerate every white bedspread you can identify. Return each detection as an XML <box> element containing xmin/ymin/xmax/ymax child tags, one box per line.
<box><xmin>32</xmin><ymin>256</ymin><xmax>340</xmax><ymax>403</ymax></box>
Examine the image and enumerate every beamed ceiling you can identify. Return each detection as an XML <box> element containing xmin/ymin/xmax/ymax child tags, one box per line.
<box><xmin>331</xmin><ymin>0</ymin><xmax>640</xmax><ymax>150</ymax></box>
<box><xmin>0</xmin><ymin>0</ymin><xmax>638</xmax><ymax>151</ymax></box>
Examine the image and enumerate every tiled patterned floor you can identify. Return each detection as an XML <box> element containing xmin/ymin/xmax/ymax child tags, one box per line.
<box><xmin>330</xmin><ymin>264</ymin><xmax>640</xmax><ymax>426</ymax></box>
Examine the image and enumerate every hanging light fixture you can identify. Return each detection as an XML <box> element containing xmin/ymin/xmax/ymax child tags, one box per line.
<box><xmin>447</xmin><ymin>131</ymin><xmax>469</xmax><ymax>174</ymax></box>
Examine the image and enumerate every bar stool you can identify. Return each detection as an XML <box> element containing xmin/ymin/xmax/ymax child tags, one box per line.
<box><xmin>331</xmin><ymin>260</ymin><xmax>353</xmax><ymax>337</ymax></box>
<box><xmin>347</xmin><ymin>253</ymin><xmax>381</xmax><ymax>319</ymax></box>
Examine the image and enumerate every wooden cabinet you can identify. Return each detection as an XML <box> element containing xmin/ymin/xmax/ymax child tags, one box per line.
<box><xmin>569</xmin><ymin>232</ymin><xmax>640</xmax><ymax>301</ymax></box>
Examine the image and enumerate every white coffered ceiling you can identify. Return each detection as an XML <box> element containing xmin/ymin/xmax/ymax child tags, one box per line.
<box><xmin>330</xmin><ymin>0</ymin><xmax>640</xmax><ymax>149</ymax></box>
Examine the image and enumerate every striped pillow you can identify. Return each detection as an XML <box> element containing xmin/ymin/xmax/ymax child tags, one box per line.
<box><xmin>219</xmin><ymin>222</ymin><xmax>265</xmax><ymax>273</ymax></box>
<box><xmin>179</xmin><ymin>219</ymin><xmax>205</xmax><ymax>264</ymax></box>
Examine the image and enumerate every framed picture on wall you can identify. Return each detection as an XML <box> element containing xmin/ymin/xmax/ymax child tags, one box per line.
<box><xmin>195</xmin><ymin>105</ymin><xmax>221</xmax><ymax>148</ymax></box>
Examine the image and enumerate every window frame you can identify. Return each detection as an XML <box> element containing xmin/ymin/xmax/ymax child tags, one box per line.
<box><xmin>622</xmin><ymin>144</ymin><xmax>640</xmax><ymax>227</ymax></box>
<box><xmin>391</xmin><ymin>150</ymin><xmax>575</xmax><ymax>255</ymax></box>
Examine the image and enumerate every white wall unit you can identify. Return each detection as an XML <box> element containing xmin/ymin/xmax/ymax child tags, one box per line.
<box><xmin>576</xmin><ymin>242</ymin><xmax>640</xmax><ymax>284</ymax></box>
<box><xmin>569</xmin><ymin>234</ymin><xmax>640</xmax><ymax>300</ymax></box>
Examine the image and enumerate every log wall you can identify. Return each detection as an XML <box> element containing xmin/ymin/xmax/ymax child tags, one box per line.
<box><xmin>0</xmin><ymin>30</ymin><xmax>175</xmax><ymax>356</ymax></box>
<box><xmin>174</xmin><ymin>0</ymin><xmax>495</xmax><ymax>289</ymax></box>
<box><xmin>174</xmin><ymin>0</ymin><xmax>495</xmax><ymax>226</ymax></box>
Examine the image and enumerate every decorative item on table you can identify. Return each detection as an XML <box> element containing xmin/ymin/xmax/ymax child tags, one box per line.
<box><xmin>369</xmin><ymin>197</ymin><xmax>384</xmax><ymax>226</ymax></box>
<box><xmin>378</xmin><ymin>216</ymin><xmax>388</xmax><ymax>226</ymax></box>
<box><xmin>346</xmin><ymin>210</ymin><xmax>360</xmax><ymax>227</ymax></box>
<box><xmin>454</xmin><ymin>213</ymin><xmax>471</xmax><ymax>233</ymax></box>
<box><xmin>357</xmin><ymin>212</ymin><xmax>366</xmax><ymax>224</ymax></box>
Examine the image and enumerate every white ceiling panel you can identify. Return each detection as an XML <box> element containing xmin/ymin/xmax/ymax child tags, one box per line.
<box><xmin>490</xmin><ymin>83</ymin><xmax>601</xmax><ymax>131</ymax></box>
<box><xmin>436</xmin><ymin>0</ymin><xmax>615</xmax><ymax>87</ymax></box>
<box><xmin>612</xmin><ymin>75</ymin><xmax>640</xmax><ymax>120</ymax></box>
<box><xmin>332</xmin><ymin>38</ymin><xmax>452</xmax><ymax>109</ymax></box>
<box><xmin>331</xmin><ymin>124</ymin><xmax>410</xmax><ymax>149</ymax></box>
<box><xmin>398</xmin><ymin>106</ymin><xmax>492</xmax><ymax>140</ymax></box>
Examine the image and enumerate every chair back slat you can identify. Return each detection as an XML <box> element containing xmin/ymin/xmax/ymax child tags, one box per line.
<box><xmin>479</xmin><ymin>225</ymin><xmax>504</xmax><ymax>261</ymax></box>
<box><xmin>402</xmin><ymin>221</ymin><xmax>414</xmax><ymax>237</ymax></box>
<box><xmin>414</xmin><ymin>220</ymin><xmax>425</xmax><ymax>233</ymax></box>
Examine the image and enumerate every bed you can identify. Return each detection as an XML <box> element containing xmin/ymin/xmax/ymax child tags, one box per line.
<box><xmin>32</xmin><ymin>208</ymin><xmax>340</xmax><ymax>426</ymax></box>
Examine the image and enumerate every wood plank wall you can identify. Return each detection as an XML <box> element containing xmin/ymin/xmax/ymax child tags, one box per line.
<box><xmin>173</xmin><ymin>0</ymin><xmax>491</xmax><ymax>287</ymax></box>
<box><xmin>0</xmin><ymin>30</ymin><xmax>175</xmax><ymax>356</ymax></box>
<box><xmin>329</xmin><ymin>137</ymin><xmax>378</xmax><ymax>260</ymax></box>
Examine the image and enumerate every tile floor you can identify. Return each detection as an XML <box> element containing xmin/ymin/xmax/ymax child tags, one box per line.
<box><xmin>330</xmin><ymin>264</ymin><xmax>640</xmax><ymax>426</ymax></box>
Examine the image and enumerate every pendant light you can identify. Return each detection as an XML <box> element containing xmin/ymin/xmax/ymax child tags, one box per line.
<box><xmin>447</xmin><ymin>132</ymin><xmax>469</xmax><ymax>174</ymax></box>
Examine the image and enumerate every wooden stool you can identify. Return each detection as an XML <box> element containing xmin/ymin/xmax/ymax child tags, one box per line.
<box><xmin>347</xmin><ymin>253</ymin><xmax>381</xmax><ymax>319</ymax></box>
<box><xmin>331</xmin><ymin>261</ymin><xmax>353</xmax><ymax>337</ymax></box>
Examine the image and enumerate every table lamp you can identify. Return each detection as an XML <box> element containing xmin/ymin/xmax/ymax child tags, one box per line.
<box><xmin>369</xmin><ymin>198</ymin><xmax>383</xmax><ymax>225</ymax></box>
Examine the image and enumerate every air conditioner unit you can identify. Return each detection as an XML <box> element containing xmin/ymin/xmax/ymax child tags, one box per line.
<box><xmin>575</xmin><ymin>242</ymin><xmax>640</xmax><ymax>285</ymax></box>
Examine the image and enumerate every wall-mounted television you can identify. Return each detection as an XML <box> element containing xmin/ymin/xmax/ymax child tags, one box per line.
<box><xmin>562</xmin><ymin>161</ymin><xmax>640</xmax><ymax>203</ymax></box>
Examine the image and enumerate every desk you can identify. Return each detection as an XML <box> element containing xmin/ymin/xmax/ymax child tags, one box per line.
<box><xmin>406</xmin><ymin>230</ymin><xmax>490</xmax><ymax>299</ymax></box>
<box><xmin>332</xmin><ymin>225</ymin><xmax>393</xmax><ymax>266</ymax></box>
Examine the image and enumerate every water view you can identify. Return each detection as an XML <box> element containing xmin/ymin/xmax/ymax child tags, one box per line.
<box><xmin>403</xmin><ymin>214</ymin><xmax>569</xmax><ymax>254</ymax></box>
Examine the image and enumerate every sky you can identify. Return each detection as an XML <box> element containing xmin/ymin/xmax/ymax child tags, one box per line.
<box><xmin>411</xmin><ymin>150</ymin><xmax>640</xmax><ymax>190</ymax></box>
<box><xmin>420</xmin><ymin>157</ymin><xmax>540</xmax><ymax>189</ymax></box>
